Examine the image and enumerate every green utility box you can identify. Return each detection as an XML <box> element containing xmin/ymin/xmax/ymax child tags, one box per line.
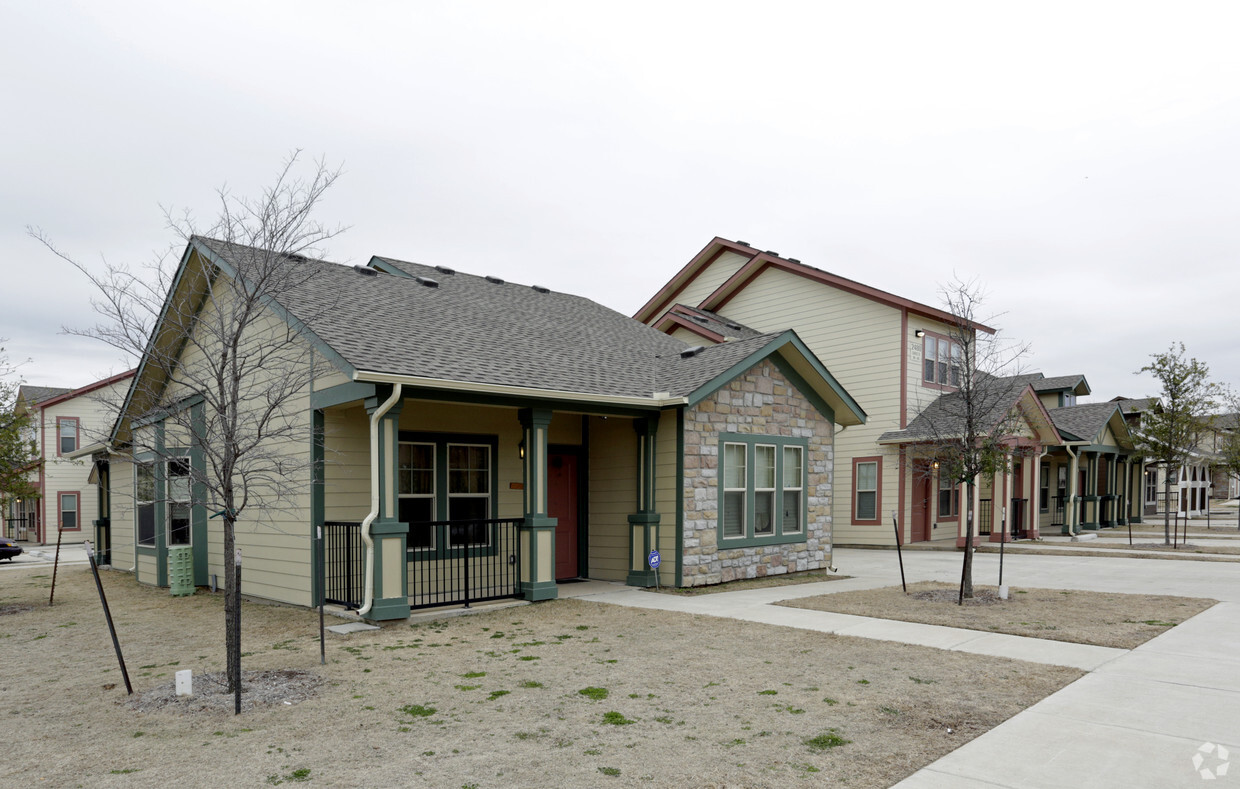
<box><xmin>168</xmin><ymin>546</ymin><xmax>195</xmax><ymax>597</ymax></box>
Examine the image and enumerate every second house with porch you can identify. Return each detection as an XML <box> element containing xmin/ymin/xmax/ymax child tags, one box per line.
<box><xmin>98</xmin><ymin>238</ymin><xmax>864</xmax><ymax>621</ymax></box>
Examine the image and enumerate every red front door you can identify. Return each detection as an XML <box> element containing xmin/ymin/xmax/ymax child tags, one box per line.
<box><xmin>548</xmin><ymin>452</ymin><xmax>579</xmax><ymax>580</ymax></box>
<box><xmin>911</xmin><ymin>466</ymin><xmax>932</xmax><ymax>542</ymax></box>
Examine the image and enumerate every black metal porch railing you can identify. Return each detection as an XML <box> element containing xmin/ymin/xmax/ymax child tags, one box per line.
<box><xmin>977</xmin><ymin>499</ymin><xmax>993</xmax><ymax>536</ymax></box>
<box><xmin>408</xmin><ymin>518</ymin><xmax>522</xmax><ymax>610</ymax></box>
<box><xmin>6</xmin><ymin>513</ymin><xmax>34</xmax><ymax>541</ymax></box>
<box><xmin>1050</xmin><ymin>495</ymin><xmax>1066</xmax><ymax>527</ymax></box>
<box><xmin>323</xmin><ymin>521</ymin><xmax>363</xmax><ymax>609</ymax></box>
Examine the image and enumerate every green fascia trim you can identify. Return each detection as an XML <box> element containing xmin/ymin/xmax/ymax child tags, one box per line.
<box><xmin>370</xmin><ymin>519</ymin><xmax>409</xmax><ymax>536</ymax></box>
<box><xmin>715</xmin><ymin>433</ymin><xmax>810</xmax><ymax>549</ymax></box>
<box><xmin>311</xmin><ymin>381</ymin><xmax>376</xmax><ymax>409</ymax></box>
<box><xmin>396</xmin><ymin>386</ymin><xmax>659</xmax><ymax>417</ymax></box>
<box><xmin>311</xmin><ymin>410</ymin><xmax>325</xmax><ymax>605</ymax></box>
<box><xmin>110</xmin><ymin>243</ymin><xmax>197</xmax><ymax>445</ymax></box>
<box><xmin>366</xmin><ymin>256</ymin><xmax>414</xmax><ymax>278</ymax></box>
<box><xmin>191</xmin><ymin>239</ymin><xmax>358</xmax><ymax>380</ymax></box>
<box><xmin>684</xmin><ymin>331</ymin><xmax>865</xmax><ymax>425</ymax></box>
<box><xmin>674</xmin><ymin>407</ymin><xmax>684</xmax><ymax>588</ymax></box>
<box><xmin>627</xmin><ymin>512</ymin><xmax>661</xmax><ymax>525</ymax></box>
<box><xmin>626</xmin><ymin>569</ymin><xmax>658</xmax><ymax>587</ymax></box>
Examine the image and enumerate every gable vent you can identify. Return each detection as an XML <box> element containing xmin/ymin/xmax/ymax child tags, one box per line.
<box><xmin>413</xmin><ymin>276</ymin><xmax>439</xmax><ymax>288</ymax></box>
<box><xmin>435</xmin><ymin>265</ymin><xmax>456</xmax><ymax>275</ymax></box>
<box><xmin>680</xmin><ymin>346</ymin><xmax>706</xmax><ymax>359</ymax></box>
<box><xmin>532</xmin><ymin>285</ymin><xmax>550</xmax><ymax>294</ymax></box>
<box><xmin>485</xmin><ymin>275</ymin><xmax>505</xmax><ymax>284</ymax></box>
<box><xmin>353</xmin><ymin>265</ymin><xmax>379</xmax><ymax>277</ymax></box>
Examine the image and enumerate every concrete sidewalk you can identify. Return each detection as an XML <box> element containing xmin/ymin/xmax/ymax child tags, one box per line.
<box><xmin>583</xmin><ymin>548</ymin><xmax>1240</xmax><ymax>788</ymax></box>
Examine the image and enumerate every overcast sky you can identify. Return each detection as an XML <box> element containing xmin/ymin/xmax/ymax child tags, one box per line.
<box><xmin>3</xmin><ymin>1</ymin><xmax>1238</xmax><ymax>404</ymax></box>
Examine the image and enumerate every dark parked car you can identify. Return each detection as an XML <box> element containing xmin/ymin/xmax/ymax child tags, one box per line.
<box><xmin>0</xmin><ymin>538</ymin><xmax>22</xmax><ymax>561</ymax></box>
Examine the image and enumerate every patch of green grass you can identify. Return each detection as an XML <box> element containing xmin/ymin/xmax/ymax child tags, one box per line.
<box><xmin>757</xmin><ymin>689</ymin><xmax>778</xmax><ymax>695</ymax></box>
<box><xmin>266</xmin><ymin>767</ymin><xmax>312</xmax><ymax>785</ymax></box>
<box><xmin>909</xmin><ymin>676</ymin><xmax>935</xmax><ymax>684</ymax></box>
<box><xmin>598</xmin><ymin>767</ymin><xmax>621</xmax><ymax>777</ymax></box>
<box><xmin>583</xmin><ymin>748</ymin><xmax>603</xmax><ymax>756</ymax></box>
<box><xmin>132</xmin><ymin>731</ymin><xmax>145</xmax><ymax>738</ymax></box>
<box><xmin>487</xmin><ymin>690</ymin><xmax>510</xmax><ymax>701</ymax></box>
<box><xmin>399</xmin><ymin>704</ymin><xmax>436</xmax><ymax>719</ymax></box>
<box><xmin>518</xmin><ymin>655</ymin><xmax>540</xmax><ymax>661</ymax></box>
<box><xmin>822</xmin><ymin>697</ymin><xmax>838</xmax><ymax>705</ymax></box>
<box><xmin>578</xmin><ymin>687</ymin><xmax>609</xmax><ymax>700</ymax></box>
<box><xmin>462</xmin><ymin>671</ymin><xmax>486</xmax><ymax>678</ymax></box>
<box><xmin>805</xmin><ymin>730</ymin><xmax>851</xmax><ymax>750</ymax></box>
<box><xmin>856</xmin><ymin>679</ymin><xmax>870</xmax><ymax>685</ymax></box>
<box><xmin>601</xmin><ymin>711</ymin><xmax>635</xmax><ymax>726</ymax></box>
<box><xmin>454</xmin><ymin>685</ymin><xmax>480</xmax><ymax>692</ymax></box>
<box><xmin>576</xmin><ymin>625</ymin><xmax>590</xmax><ymax>630</ymax></box>
<box><xmin>723</xmin><ymin>738</ymin><xmax>746</xmax><ymax>747</ymax></box>
<box><xmin>110</xmin><ymin>769</ymin><xmax>140</xmax><ymax>775</ymax></box>
<box><xmin>519</xmin><ymin>680</ymin><xmax>543</xmax><ymax>689</ymax></box>
<box><xmin>880</xmin><ymin>706</ymin><xmax>900</xmax><ymax>716</ymax></box>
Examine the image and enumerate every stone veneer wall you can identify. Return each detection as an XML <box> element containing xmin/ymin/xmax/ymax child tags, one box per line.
<box><xmin>681</xmin><ymin>359</ymin><xmax>834</xmax><ymax>586</ymax></box>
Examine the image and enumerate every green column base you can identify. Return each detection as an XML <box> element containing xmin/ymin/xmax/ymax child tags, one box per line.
<box><xmin>518</xmin><ymin>515</ymin><xmax>558</xmax><ymax>602</ymax></box>
<box><xmin>364</xmin><ymin>519</ymin><xmax>409</xmax><ymax>622</ymax></box>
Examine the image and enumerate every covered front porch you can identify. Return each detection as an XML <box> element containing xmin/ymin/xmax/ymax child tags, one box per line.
<box><xmin>310</xmin><ymin>382</ymin><xmax>676</xmax><ymax>621</ymax></box>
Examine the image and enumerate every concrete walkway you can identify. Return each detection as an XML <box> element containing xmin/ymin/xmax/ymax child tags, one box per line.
<box><xmin>582</xmin><ymin>548</ymin><xmax>1240</xmax><ymax>788</ymax></box>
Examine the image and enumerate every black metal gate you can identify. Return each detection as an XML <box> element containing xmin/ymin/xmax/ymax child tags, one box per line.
<box><xmin>323</xmin><ymin>521</ymin><xmax>363</xmax><ymax>609</ymax></box>
<box><xmin>409</xmin><ymin>518</ymin><xmax>522</xmax><ymax>610</ymax></box>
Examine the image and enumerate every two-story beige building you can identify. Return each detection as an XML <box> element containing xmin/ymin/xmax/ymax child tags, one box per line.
<box><xmin>637</xmin><ymin>237</ymin><xmax>1017</xmax><ymax>547</ymax></box>
<box><xmin>5</xmin><ymin>372</ymin><xmax>134</xmax><ymax>546</ymax></box>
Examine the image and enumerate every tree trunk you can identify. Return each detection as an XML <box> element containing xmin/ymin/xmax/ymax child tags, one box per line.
<box><xmin>223</xmin><ymin>517</ymin><xmax>240</xmax><ymax>694</ymax></box>
<box><xmin>1163</xmin><ymin>466</ymin><xmax>1174</xmax><ymax>546</ymax></box>
<box><xmin>959</xmin><ymin>481</ymin><xmax>974</xmax><ymax>602</ymax></box>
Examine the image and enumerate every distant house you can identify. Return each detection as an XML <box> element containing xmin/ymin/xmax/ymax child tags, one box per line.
<box><xmin>636</xmin><ymin>237</ymin><xmax>1002</xmax><ymax>547</ymax></box>
<box><xmin>92</xmin><ymin>238</ymin><xmax>863</xmax><ymax>620</ymax></box>
<box><xmin>4</xmin><ymin>373</ymin><xmax>134</xmax><ymax>545</ymax></box>
<box><xmin>1111</xmin><ymin>395</ymin><xmax>1220</xmax><ymax>518</ymax></box>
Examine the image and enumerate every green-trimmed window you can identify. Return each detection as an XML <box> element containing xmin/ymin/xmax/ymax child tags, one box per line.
<box><xmin>718</xmin><ymin>434</ymin><xmax>808</xmax><ymax>545</ymax></box>
<box><xmin>136</xmin><ymin>461</ymin><xmax>156</xmax><ymax>547</ymax></box>
<box><xmin>399</xmin><ymin>432</ymin><xmax>499</xmax><ymax>557</ymax></box>
<box><xmin>167</xmin><ymin>457</ymin><xmax>191</xmax><ymax>546</ymax></box>
<box><xmin>398</xmin><ymin>442</ymin><xmax>436</xmax><ymax>549</ymax></box>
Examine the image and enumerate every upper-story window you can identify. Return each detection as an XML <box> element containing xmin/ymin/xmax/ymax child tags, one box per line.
<box><xmin>922</xmin><ymin>334</ymin><xmax>962</xmax><ymax>388</ymax></box>
<box><xmin>57</xmin><ymin>417</ymin><xmax>78</xmax><ymax>455</ymax></box>
<box><xmin>1062</xmin><ymin>392</ymin><xmax>1077</xmax><ymax>406</ymax></box>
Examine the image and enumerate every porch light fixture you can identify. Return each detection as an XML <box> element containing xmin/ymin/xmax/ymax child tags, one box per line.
<box><xmin>519</xmin><ymin>439</ymin><xmax>525</xmax><ymax>460</ymax></box>
<box><xmin>915</xmin><ymin>329</ymin><xmax>925</xmax><ymax>338</ymax></box>
<box><xmin>932</xmin><ymin>461</ymin><xmax>940</xmax><ymax>471</ymax></box>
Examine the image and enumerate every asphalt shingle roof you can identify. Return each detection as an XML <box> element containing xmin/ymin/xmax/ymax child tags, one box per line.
<box><xmin>18</xmin><ymin>385</ymin><xmax>72</xmax><ymax>405</ymax></box>
<box><xmin>1111</xmin><ymin>396</ymin><xmax>1159</xmax><ymax>415</ymax></box>
<box><xmin>879</xmin><ymin>376</ymin><xmax>1031</xmax><ymax>442</ymax></box>
<box><xmin>1047</xmin><ymin>402</ymin><xmax>1123</xmax><ymax>442</ymax></box>
<box><xmin>666</xmin><ymin>305</ymin><xmax>764</xmax><ymax>341</ymax></box>
<box><xmin>197</xmin><ymin>239</ymin><xmax>786</xmax><ymax>401</ymax></box>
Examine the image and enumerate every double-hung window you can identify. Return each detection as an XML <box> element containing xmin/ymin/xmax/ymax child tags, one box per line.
<box><xmin>57</xmin><ymin>417</ymin><xmax>78</xmax><ymax>455</ymax></box>
<box><xmin>1040</xmin><ymin>463</ymin><xmax>1050</xmax><ymax>512</ymax></box>
<box><xmin>854</xmin><ymin>458</ymin><xmax>880</xmax><ymax>522</ymax></box>
<box><xmin>937</xmin><ymin>473</ymin><xmax>958</xmax><ymax>519</ymax></box>
<box><xmin>136</xmin><ymin>461</ymin><xmax>156</xmax><ymax>546</ymax></box>
<box><xmin>719</xmin><ymin>435</ymin><xmax>808</xmax><ymax>544</ymax></box>
<box><xmin>400</xmin><ymin>434</ymin><xmax>498</xmax><ymax>556</ymax></box>
<box><xmin>167</xmin><ymin>458</ymin><xmax>191</xmax><ymax>546</ymax></box>
<box><xmin>922</xmin><ymin>333</ymin><xmax>963</xmax><ymax>388</ymax></box>
<box><xmin>59</xmin><ymin>492</ymin><xmax>79</xmax><ymax>531</ymax></box>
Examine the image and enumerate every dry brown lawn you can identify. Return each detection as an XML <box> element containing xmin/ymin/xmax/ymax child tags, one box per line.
<box><xmin>0</xmin><ymin>565</ymin><xmax>1083</xmax><ymax>788</ymax></box>
<box><xmin>655</xmin><ymin>569</ymin><xmax>849</xmax><ymax>595</ymax></box>
<box><xmin>778</xmin><ymin>581</ymin><xmax>1216</xmax><ymax>649</ymax></box>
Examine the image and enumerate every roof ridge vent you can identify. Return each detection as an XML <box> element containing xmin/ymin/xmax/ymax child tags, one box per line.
<box><xmin>764</xmin><ymin>250</ymin><xmax>780</xmax><ymax>257</ymax></box>
<box><xmin>736</xmin><ymin>239</ymin><xmax>751</xmax><ymax>246</ymax></box>
<box><xmin>353</xmin><ymin>265</ymin><xmax>379</xmax><ymax>277</ymax></box>
<box><xmin>725</xmin><ymin>322</ymin><xmax>742</xmax><ymax>330</ymax></box>
<box><xmin>688</xmin><ymin>314</ymin><xmax>709</xmax><ymax>324</ymax></box>
<box><xmin>485</xmin><ymin>275</ymin><xmax>505</xmax><ymax>285</ymax></box>
<box><xmin>435</xmin><ymin>265</ymin><xmax>456</xmax><ymax>275</ymax></box>
<box><xmin>532</xmin><ymin>285</ymin><xmax>550</xmax><ymax>294</ymax></box>
<box><xmin>787</xmin><ymin>258</ymin><xmax>801</xmax><ymax>264</ymax></box>
<box><xmin>413</xmin><ymin>276</ymin><xmax>439</xmax><ymax>288</ymax></box>
<box><xmin>680</xmin><ymin>345</ymin><xmax>706</xmax><ymax>359</ymax></box>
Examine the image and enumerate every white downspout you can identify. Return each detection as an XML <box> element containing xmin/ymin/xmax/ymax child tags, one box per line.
<box><xmin>357</xmin><ymin>383</ymin><xmax>402</xmax><ymax>617</ymax></box>
<box><xmin>1065</xmin><ymin>444</ymin><xmax>1080</xmax><ymax>536</ymax></box>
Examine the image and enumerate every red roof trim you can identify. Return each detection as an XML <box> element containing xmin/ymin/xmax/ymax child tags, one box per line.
<box><xmin>703</xmin><ymin>258</ymin><xmax>997</xmax><ymax>334</ymax></box>
<box><xmin>633</xmin><ymin>237</ymin><xmax>758</xmax><ymax>323</ymax></box>
<box><xmin>38</xmin><ymin>369</ymin><xmax>137</xmax><ymax>408</ymax></box>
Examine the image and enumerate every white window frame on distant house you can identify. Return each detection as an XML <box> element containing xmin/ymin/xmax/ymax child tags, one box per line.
<box><xmin>58</xmin><ymin>491</ymin><xmax>80</xmax><ymax>532</ymax></box>
<box><xmin>136</xmin><ymin>460</ymin><xmax>156</xmax><ymax>547</ymax></box>
<box><xmin>937</xmin><ymin>472</ymin><xmax>959</xmax><ymax>519</ymax></box>
<box><xmin>781</xmin><ymin>445</ymin><xmax>804</xmax><ymax>535</ymax></box>
<box><xmin>1145</xmin><ymin>468</ymin><xmax>1158</xmax><ymax>506</ymax></box>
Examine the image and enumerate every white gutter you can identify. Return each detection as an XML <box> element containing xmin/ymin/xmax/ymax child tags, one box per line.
<box><xmin>357</xmin><ymin>383</ymin><xmax>402</xmax><ymax>617</ymax></box>
<box><xmin>353</xmin><ymin>370</ymin><xmax>687</xmax><ymax>409</ymax></box>
<box><xmin>1065</xmin><ymin>443</ymin><xmax>1080</xmax><ymax>535</ymax></box>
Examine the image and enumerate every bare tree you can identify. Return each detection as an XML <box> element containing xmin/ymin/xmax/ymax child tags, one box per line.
<box><xmin>901</xmin><ymin>278</ymin><xmax>1030</xmax><ymax>601</ymax></box>
<box><xmin>30</xmin><ymin>153</ymin><xmax>343</xmax><ymax>702</ymax></box>
<box><xmin>0</xmin><ymin>344</ymin><xmax>39</xmax><ymax>516</ymax></box>
<box><xmin>1131</xmin><ymin>343</ymin><xmax>1220</xmax><ymax>546</ymax></box>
